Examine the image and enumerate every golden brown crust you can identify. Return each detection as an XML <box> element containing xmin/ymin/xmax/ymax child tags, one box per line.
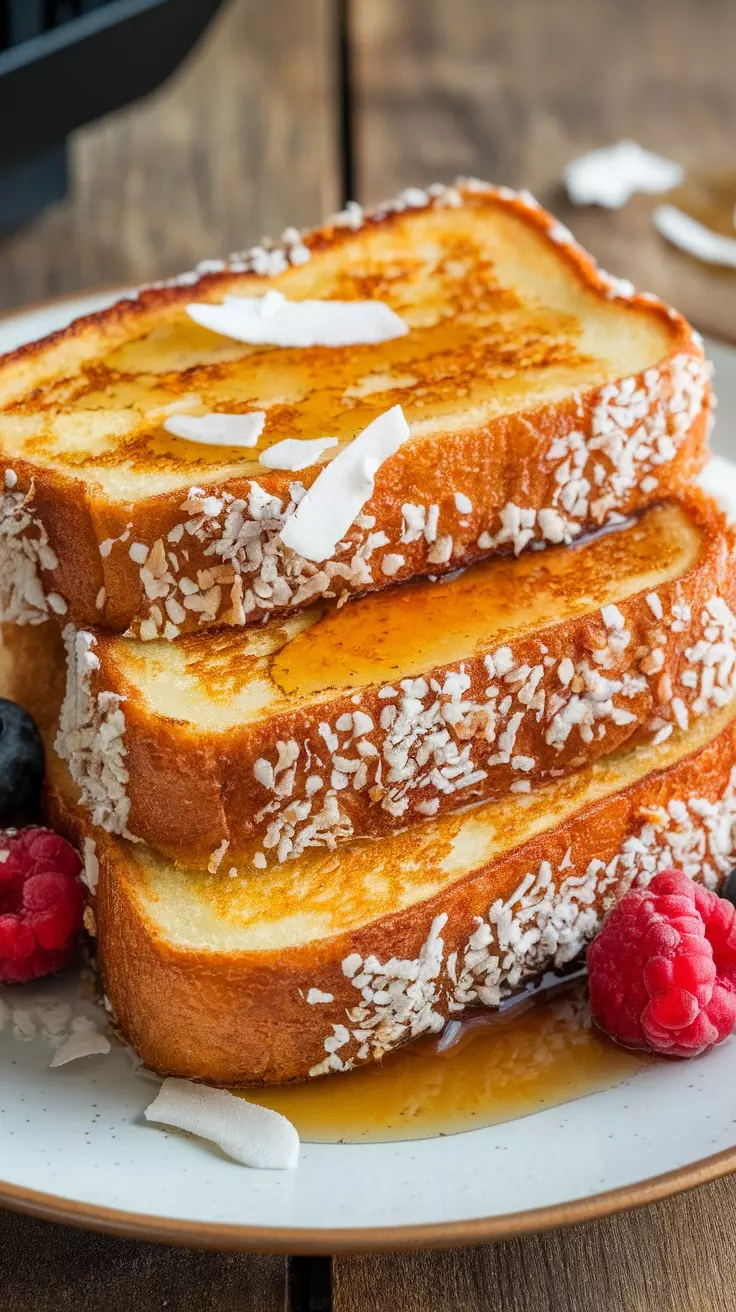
<box><xmin>0</xmin><ymin>181</ymin><xmax>712</xmax><ymax>637</ymax></box>
<box><xmin>12</xmin><ymin>396</ymin><xmax>710</xmax><ymax>640</ymax></box>
<box><xmin>57</xmin><ymin>711</ymin><xmax>736</xmax><ymax>1087</ymax></box>
<box><xmin>0</xmin><ymin>183</ymin><xmax>700</xmax><ymax>390</ymax></box>
<box><xmin>68</xmin><ymin>490</ymin><xmax>736</xmax><ymax>869</ymax></box>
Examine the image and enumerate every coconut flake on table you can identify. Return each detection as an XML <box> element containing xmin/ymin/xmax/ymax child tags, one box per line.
<box><xmin>144</xmin><ymin>1077</ymin><xmax>300</xmax><ymax>1170</ymax></box>
<box><xmin>564</xmin><ymin>141</ymin><xmax>683</xmax><ymax>209</ymax></box>
<box><xmin>653</xmin><ymin>204</ymin><xmax>736</xmax><ymax>269</ymax></box>
<box><xmin>279</xmin><ymin>404</ymin><xmax>411</xmax><ymax>562</ymax></box>
<box><xmin>259</xmin><ymin>436</ymin><xmax>339</xmax><ymax>471</ymax></box>
<box><xmin>186</xmin><ymin>292</ymin><xmax>408</xmax><ymax>347</ymax></box>
<box><xmin>162</xmin><ymin>411</ymin><xmax>267</xmax><ymax>447</ymax></box>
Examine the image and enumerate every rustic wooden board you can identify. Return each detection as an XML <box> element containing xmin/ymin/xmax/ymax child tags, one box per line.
<box><xmin>352</xmin><ymin>0</ymin><xmax>736</xmax><ymax>341</ymax></box>
<box><xmin>0</xmin><ymin>1209</ymin><xmax>286</xmax><ymax>1312</ymax></box>
<box><xmin>334</xmin><ymin>1175</ymin><xmax>736</xmax><ymax>1312</ymax></box>
<box><xmin>0</xmin><ymin>0</ymin><xmax>340</xmax><ymax>310</ymax></box>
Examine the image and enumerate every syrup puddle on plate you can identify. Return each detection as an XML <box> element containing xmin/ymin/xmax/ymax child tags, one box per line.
<box><xmin>239</xmin><ymin>978</ymin><xmax>649</xmax><ymax>1143</ymax></box>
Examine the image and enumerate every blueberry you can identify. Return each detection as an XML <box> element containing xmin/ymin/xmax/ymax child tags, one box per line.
<box><xmin>0</xmin><ymin>700</ymin><xmax>44</xmax><ymax>827</ymax></box>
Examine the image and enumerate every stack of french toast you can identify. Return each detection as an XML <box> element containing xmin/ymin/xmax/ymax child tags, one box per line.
<box><xmin>0</xmin><ymin>178</ymin><xmax>734</xmax><ymax>1087</ymax></box>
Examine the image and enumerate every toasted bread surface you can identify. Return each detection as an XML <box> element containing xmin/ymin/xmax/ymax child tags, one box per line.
<box><xmin>53</xmin><ymin>491</ymin><xmax>736</xmax><ymax>868</ymax></box>
<box><xmin>0</xmin><ymin>182</ymin><xmax>710</xmax><ymax>637</ymax></box>
<box><xmin>46</xmin><ymin>698</ymin><xmax>736</xmax><ymax>1085</ymax></box>
<box><xmin>6</xmin><ymin>619</ymin><xmax>734</xmax><ymax>1087</ymax></box>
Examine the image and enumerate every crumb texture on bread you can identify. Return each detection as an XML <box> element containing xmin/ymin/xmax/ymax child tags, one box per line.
<box><xmin>0</xmin><ymin>180</ymin><xmax>724</xmax><ymax>1093</ymax></box>
<box><xmin>47</xmin><ymin>493</ymin><xmax>736</xmax><ymax>870</ymax></box>
<box><xmin>0</xmin><ymin>181</ymin><xmax>710</xmax><ymax>637</ymax></box>
<box><xmin>46</xmin><ymin>699</ymin><xmax>736</xmax><ymax>1085</ymax></box>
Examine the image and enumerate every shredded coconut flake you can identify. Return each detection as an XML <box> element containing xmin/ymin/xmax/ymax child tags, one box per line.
<box><xmin>0</xmin><ymin>476</ymin><xmax>62</xmax><ymax>624</ymax></box>
<box><xmin>310</xmin><ymin>914</ymin><xmax>447</xmax><ymax>1076</ymax></box>
<box><xmin>308</xmin><ymin>766</ymin><xmax>736</xmax><ymax>1074</ymax></box>
<box><xmin>81</xmin><ymin>838</ymin><xmax>99</xmax><ymax>894</ymax></box>
<box><xmin>55</xmin><ymin>626</ymin><xmax>131</xmax><ymax>837</ymax></box>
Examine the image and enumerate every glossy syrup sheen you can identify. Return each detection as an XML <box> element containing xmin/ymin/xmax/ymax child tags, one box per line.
<box><xmin>240</xmin><ymin>980</ymin><xmax>648</xmax><ymax>1143</ymax></box>
<box><xmin>4</xmin><ymin>211</ymin><xmax>596</xmax><ymax>484</ymax></box>
<box><xmin>120</xmin><ymin>501</ymin><xmax>699</xmax><ymax>729</ymax></box>
<box><xmin>270</xmin><ymin>503</ymin><xmax>698</xmax><ymax>699</ymax></box>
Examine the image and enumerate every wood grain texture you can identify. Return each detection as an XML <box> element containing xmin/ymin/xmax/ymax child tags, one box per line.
<box><xmin>335</xmin><ymin>1175</ymin><xmax>736</xmax><ymax>1312</ymax></box>
<box><xmin>0</xmin><ymin>0</ymin><xmax>340</xmax><ymax>310</ymax></box>
<box><xmin>352</xmin><ymin>0</ymin><xmax>736</xmax><ymax>340</ymax></box>
<box><xmin>0</xmin><ymin>1209</ymin><xmax>286</xmax><ymax>1312</ymax></box>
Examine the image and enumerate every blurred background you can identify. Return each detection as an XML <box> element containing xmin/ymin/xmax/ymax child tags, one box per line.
<box><xmin>0</xmin><ymin>0</ymin><xmax>734</xmax><ymax>339</ymax></box>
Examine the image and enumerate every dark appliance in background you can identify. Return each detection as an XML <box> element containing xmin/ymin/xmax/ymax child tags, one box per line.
<box><xmin>0</xmin><ymin>0</ymin><xmax>226</xmax><ymax>233</ymax></box>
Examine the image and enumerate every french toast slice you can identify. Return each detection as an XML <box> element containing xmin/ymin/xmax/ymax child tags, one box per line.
<box><xmin>3</xmin><ymin>622</ymin><xmax>734</xmax><ymax>1087</ymax></box>
<box><xmin>0</xmin><ymin>181</ymin><xmax>710</xmax><ymax>639</ymax></box>
<box><xmin>52</xmin><ymin>490</ymin><xmax>736</xmax><ymax>869</ymax></box>
<box><xmin>46</xmin><ymin>698</ymin><xmax>736</xmax><ymax>1086</ymax></box>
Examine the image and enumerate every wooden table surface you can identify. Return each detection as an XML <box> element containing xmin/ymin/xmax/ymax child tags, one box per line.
<box><xmin>1</xmin><ymin>1</ymin><xmax>736</xmax><ymax>1307</ymax></box>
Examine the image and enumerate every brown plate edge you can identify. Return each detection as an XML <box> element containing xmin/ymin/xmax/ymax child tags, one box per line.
<box><xmin>1</xmin><ymin>1142</ymin><xmax>736</xmax><ymax>1254</ymax></box>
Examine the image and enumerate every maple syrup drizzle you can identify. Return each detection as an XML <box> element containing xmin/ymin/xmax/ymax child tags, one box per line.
<box><xmin>239</xmin><ymin>979</ymin><xmax>648</xmax><ymax>1144</ymax></box>
<box><xmin>270</xmin><ymin>504</ymin><xmax>695</xmax><ymax>700</ymax></box>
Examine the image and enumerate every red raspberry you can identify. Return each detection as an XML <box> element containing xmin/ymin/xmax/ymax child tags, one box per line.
<box><xmin>0</xmin><ymin>827</ymin><xmax>85</xmax><ymax>985</ymax></box>
<box><xmin>587</xmin><ymin>869</ymin><xmax>736</xmax><ymax>1057</ymax></box>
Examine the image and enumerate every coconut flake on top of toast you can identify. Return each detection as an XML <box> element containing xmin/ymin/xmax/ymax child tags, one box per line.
<box><xmin>279</xmin><ymin>404</ymin><xmax>411</xmax><ymax>561</ymax></box>
<box><xmin>0</xmin><ymin>180</ymin><xmax>711</xmax><ymax>638</ymax></box>
<box><xmin>186</xmin><ymin>291</ymin><xmax>409</xmax><ymax>347</ymax></box>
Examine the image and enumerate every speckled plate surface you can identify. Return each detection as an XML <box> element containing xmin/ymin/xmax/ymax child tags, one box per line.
<box><xmin>1</xmin><ymin>293</ymin><xmax>736</xmax><ymax>1252</ymax></box>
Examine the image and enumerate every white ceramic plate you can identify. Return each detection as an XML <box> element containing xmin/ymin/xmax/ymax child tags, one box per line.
<box><xmin>1</xmin><ymin>292</ymin><xmax>736</xmax><ymax>1252</ymax></box>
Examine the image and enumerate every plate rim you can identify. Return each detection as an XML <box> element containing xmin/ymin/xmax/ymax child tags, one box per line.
<box><xmin>2</xmin><ymin>1143</ymin><xmax>736</xmax><ymax>1252</ymax></box>
<box><xmin>1</xmin><ymin>290</ymin><xmax>735</xmax><ymax>1251</ymax></box>
<box><xmin>0</xmin><ymin>284</ymin><xmax>129</xmax><ymax>326</ymax></box>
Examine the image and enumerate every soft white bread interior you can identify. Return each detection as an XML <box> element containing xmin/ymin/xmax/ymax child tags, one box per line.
<box><xmin>52</xmin><ymin>491</ymin><xmax>736</xmax><ymax>870</ymax></box>
<box><xmin>3</xmin><ymin>616</ymin><xmax>734</xmax><ymax>1087</ymax></box>
<box><xmin>45</xmin><ymin>696</ymin><xmax>736</xmax><ymax>1086</ymax></box>
<box><xmin>0</xmin><ymin>181</ymin><xmax>710</xmax><ymax>637</ymax></box>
